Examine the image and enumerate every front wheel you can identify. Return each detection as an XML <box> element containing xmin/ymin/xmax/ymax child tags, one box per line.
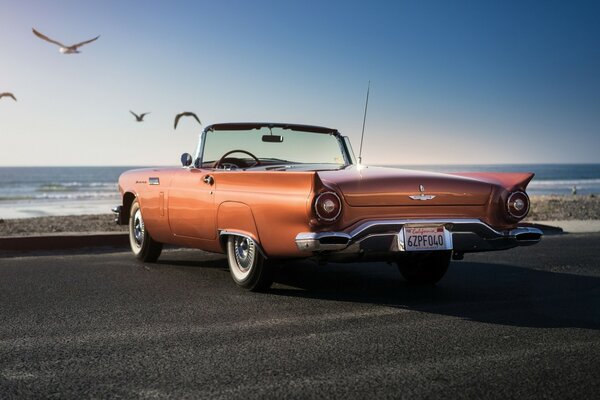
<box><xmin>226</xmin><ymin>235</ymin><xmax>273</xmax><ymax>291</ymax></box>
<box><xmin>396</xmin><ymin>251</ymin><xmax>451</xmax><ymax>285</ymax></box>
<box><xmin>129</xmin><ymin>199</ymin><xmax>163</xmax><ymax>262</ymax></box>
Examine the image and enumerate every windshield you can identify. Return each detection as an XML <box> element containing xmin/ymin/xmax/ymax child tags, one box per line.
<box><xmin>200</xmin><ymin>127</ymin><xmax>348</xmax><ymax>168</ymax></box>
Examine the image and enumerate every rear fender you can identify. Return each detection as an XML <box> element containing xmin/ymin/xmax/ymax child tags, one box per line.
<box><xmin>451</xmin><ymin>172</ymin><xmax>536</xmax><ymax>228</ymax></box>
<box><xmin>217</xmin><ymin>201</ymin><xmax>261</xmax><ymax>253</ymax></box>
<box><xmin>450</xmin><ymin>172</ymin><xmax>535</xmax><ymax>192</ymax></box>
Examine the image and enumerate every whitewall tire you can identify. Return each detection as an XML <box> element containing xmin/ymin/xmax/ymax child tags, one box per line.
<box><xmin>129</xmin><ymin>199</ymin><xmax>162</xmax><ymax>262</ymax></box>
<box><xmin>226</xmin><ymin>235</ymin><xmax>273</xmax><ymax>291</ymax></box>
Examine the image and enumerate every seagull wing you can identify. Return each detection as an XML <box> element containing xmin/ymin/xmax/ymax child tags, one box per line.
<box><xmin>188</xmin><ymin>112</ymin><xmax>202</xmax><ymax>125</ymax></box>
<box><xmin>72</xmin><ymin>35</ymin><xmax>100</xmax><ymax>48</ymax></box>
<box><xmin>32</xmin><ymin>28</ymin><xmax>67</xmax><ymax>48</ymax></box>
<box><xmin>130</xmin><ymin>110</ymin><xmax>140</xmax><ymax>119</ymax></box>
<box><xmin>0</xmin><ymin>93</ymin><xmax>17</xmax><ymax>101</ymax></box>
<box><xmin>174</xmin><ymin>113</ymin><xmax>183</xmax><ymax>129</ymax></box>
<box><xmin>174</xmin><ymin>112</ymin><xmax>202</xmax><ymax>129</ymax></box>
<box><xmin>140</xmin><ymin>112</ymin><xmax>150</xmax><ymax>119</ymax></box>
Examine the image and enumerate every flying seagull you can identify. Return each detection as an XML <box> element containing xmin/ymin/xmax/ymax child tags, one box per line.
<box><xmin>130</xmin><ymin>110</ymin><xmax>150</xmax><ymax>122</ymax></box>
<box><xmin>0</xmin><ymin>92</ymin><xmax>17</xmax><ymax>101</ymax></box>
<box><xmin>32</xmin><ymin>28</ymin><xmax>100</xmax><ymax>54</ymax></box>
<box><xmin>174</xmin><ymin>112</ymin><xmax>202</xmax><ymax>129</ymax></box>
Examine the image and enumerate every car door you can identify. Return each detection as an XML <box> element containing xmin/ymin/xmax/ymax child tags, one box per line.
<box><xmin>168</xmin><ymin>168</ymin><xmax>216</xmax><ymax>239</ymax></box>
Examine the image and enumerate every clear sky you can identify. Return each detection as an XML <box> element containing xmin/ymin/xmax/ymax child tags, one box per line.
<box><xmin>1</xmin><ymin>0</ymin><xmax>599</xmax><ymax>166</ymax></box>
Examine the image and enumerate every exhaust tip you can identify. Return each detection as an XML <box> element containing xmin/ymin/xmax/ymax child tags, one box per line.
<box><xmin>318</xmin><ymin>236</ymin><xmax>350</xmax><ymax>245</ymax></box>
<box><xmin>515</xmin><ymin>232</ymin><xmax>542</xmax><ymax>241</ymax></box>
<box><xmin>510</xmin><ymin>227</ymin><xmax>543</xmax><ymax>245</ymax></box>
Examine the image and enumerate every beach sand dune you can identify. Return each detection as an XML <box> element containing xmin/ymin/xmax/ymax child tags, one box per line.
<box><xmin>0</xmin><ymin>195</ymin><xmax>598</xmax><ymax>237</ymax></box>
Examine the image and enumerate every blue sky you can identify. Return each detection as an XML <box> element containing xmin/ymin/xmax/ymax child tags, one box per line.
<box><xmin>0</xmin><ymin>0</ymin><xmax>598</xmax><ymax>165</ymax></box>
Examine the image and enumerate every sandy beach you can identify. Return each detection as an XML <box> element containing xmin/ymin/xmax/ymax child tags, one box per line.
<box><xmin>0</xmin><ymin>195</ymin><xmax>598</xmax><ymax>237</ymax></box>
<box><xmin>0</xmin><ymin>213</ymin><xmax>126</xmax><ymax>236</ymax></box>
<box><xmin>526</xmin><ymin>195</ymin><xmax>600</xmax><ymax>220</ymax></box>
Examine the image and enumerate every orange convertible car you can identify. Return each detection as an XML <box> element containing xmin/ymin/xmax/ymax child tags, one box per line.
<box><xmin>114</xmin><ymin>122</ymin><xmax>542</xmax><ymax>290</ymax></box>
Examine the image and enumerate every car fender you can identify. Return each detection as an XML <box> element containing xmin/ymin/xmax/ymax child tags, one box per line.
<box><xmin>217</xmin><ymin>201</ymin><xmax>261</xmax><ymax>252</ymax></box>
<box><xmin>118</xmin><ymin>191</ymin><xmax>138</xmax><ymax>224</ymax></box>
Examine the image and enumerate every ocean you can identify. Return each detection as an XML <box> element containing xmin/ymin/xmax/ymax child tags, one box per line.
<box><xmin>0</xmin><ymin>166</ymin><xmax>136</xmax><ymax>219</ymax></box>
<box><xmin>1</xmin><ymin>164</ymin><xmax>599</xmax><ymax>219</ymax></box>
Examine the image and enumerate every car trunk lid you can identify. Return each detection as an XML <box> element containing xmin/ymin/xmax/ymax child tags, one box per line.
<box><xmin>317</xmin><ymin>166</ymin><xmax>492</xmax><ymax>207</ymax></box>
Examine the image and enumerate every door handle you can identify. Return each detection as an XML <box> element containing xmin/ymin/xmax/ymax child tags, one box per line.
<box><xmin>203</xmin><ymin>175</ymin><xmax>214</xmax><ymax>185</ymax></box>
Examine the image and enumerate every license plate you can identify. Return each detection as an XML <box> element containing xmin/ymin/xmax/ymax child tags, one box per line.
<box><xmin>399</xmin><ymin>226</ymin><xmax>453</xmax><ymax>252</ymax></box>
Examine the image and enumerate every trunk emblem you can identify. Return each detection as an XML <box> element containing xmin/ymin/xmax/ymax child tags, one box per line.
<box><xmin>410</xmin><ymin>185</ymin><xmax>436</xmax><ymax>201</ymax></box>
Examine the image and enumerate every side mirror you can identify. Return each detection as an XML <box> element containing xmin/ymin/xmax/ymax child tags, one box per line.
<box><xmin>180</xmin><ymin>153</ymin><xmax>193</xmax><ymax>167</ymax></box>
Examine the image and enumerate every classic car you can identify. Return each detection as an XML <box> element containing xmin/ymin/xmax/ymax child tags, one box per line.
<box><xmin>113</xmin><ymin>122</ymin><xmax>542</xmax><ymax>291</ymax></box>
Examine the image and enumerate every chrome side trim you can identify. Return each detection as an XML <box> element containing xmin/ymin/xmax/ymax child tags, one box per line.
<box><xmin>219</xmin><ymin>230</ymin><xmax>267</xmax><ymax>258</ymax></box>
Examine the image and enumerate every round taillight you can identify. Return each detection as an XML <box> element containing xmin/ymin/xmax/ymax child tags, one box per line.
<box><xmin>507</xmin><ymin>191</ymin><xmax>530</xmax><ymax>220</ymax></box>
<box><xmin>314</xmin><ymin>192</ymin><xmax>342</xmax><ymax>222</ymax></box>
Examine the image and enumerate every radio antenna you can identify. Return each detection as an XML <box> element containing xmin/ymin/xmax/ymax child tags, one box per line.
<box><xmin>358</xmin><ymin>80</ymin><xmax>370</xmax><ymax>165</ymax></box>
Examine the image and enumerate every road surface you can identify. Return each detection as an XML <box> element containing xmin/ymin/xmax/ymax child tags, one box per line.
<box><xmin>1</xmin><ymin>233</ymin><xmax>599</xmax><ymax>399</ymax></box>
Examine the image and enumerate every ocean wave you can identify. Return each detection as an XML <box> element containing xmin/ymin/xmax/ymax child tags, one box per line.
<box><xmin>36</xmin><ymin>182</ymin><xmax>117</xmax><ymax>192</ymax></box>
<box><xmin>37</xmin><ymin>184</ymin><xmax>75</xmax><ymax>192</ymax></box>
<box><xmin>0</xmin><ymin>196</ymin><xmax>35</xmax><ymax>201</ymax></box>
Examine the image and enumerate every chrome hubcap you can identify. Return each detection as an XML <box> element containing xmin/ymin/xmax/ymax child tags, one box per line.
<box><xmin>231</xmin><ymin>236</ymin><xmax>255</xmax><ymax>280</ymax></box>
<box><xmin>132</xmin><ymin>209</ymin><xmax>144</xmax><ymax>247</ymax></box>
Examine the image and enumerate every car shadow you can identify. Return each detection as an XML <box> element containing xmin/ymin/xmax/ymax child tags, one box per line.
<box><xmin>155</xmin><ymin>254</ymin><xmax>228</xmax><ymax>270</ymax></box>
<box><xmin>269</xmin><ymin>259</ymin><xmax>600</xmax><ymax>330</ymax></box>
<box><xmin>151</xmin><ymin>248</ymin><xmax>600</xmax><ymax>330</ymax></box>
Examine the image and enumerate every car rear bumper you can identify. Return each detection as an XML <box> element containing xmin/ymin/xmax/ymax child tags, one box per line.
<box><xmin>295</xmin><ymin>218</ymin><xmax>542</xmax><ymax>260</ymax></box>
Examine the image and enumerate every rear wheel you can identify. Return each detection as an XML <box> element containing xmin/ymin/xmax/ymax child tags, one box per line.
<box><xmin>226</xmin><ymin>235</ymin><xmax>273</xmax><ymax>291</ymax></box>
<box><xmin>396</xmin><ymin>251</ymin><xmax>451</xmax><ymax>285</ymax></box>
<box><xmin>129</xmin><ymin>199</ymin><xmax>162</xmax><ymax>262</ymax></box>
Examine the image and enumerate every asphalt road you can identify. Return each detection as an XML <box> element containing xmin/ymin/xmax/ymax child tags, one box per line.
<box><xmin>1</xmin><ymin>234</ymin><xmax>599</xmax><ymax>399</ymax></box>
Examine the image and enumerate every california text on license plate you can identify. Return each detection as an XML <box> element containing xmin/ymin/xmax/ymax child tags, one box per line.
<box><xmin>400</xmin><ymin>226</ymin><xmax>453</xmax><ymax>251</ymax></box>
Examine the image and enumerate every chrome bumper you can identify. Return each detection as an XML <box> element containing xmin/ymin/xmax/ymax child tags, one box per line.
<box><xmin>111</xmin><ymin>205</ymin><xmax>125</xmax><ymax>225</ymax></box>
<box><xmin>295</xmin><ymin>219</ymin><xmax>542</xmax><ymax>259</ymax></box>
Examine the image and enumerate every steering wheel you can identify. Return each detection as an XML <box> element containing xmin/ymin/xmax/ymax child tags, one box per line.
<box><xmin>214</xmin><ymin>149</ymin><xmax>261</xmax><ymax>169</ymax></box>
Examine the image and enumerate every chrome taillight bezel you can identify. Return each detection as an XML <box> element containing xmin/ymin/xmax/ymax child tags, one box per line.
<box><xmin>314</xmin><ymin>191</ymin><xmax>342</xmax><ymax>222</ymax></box>
<box><xmin>507</xmin><ymin>191</ymin><xmax>530</xmax><ymax>220</ymax></box>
